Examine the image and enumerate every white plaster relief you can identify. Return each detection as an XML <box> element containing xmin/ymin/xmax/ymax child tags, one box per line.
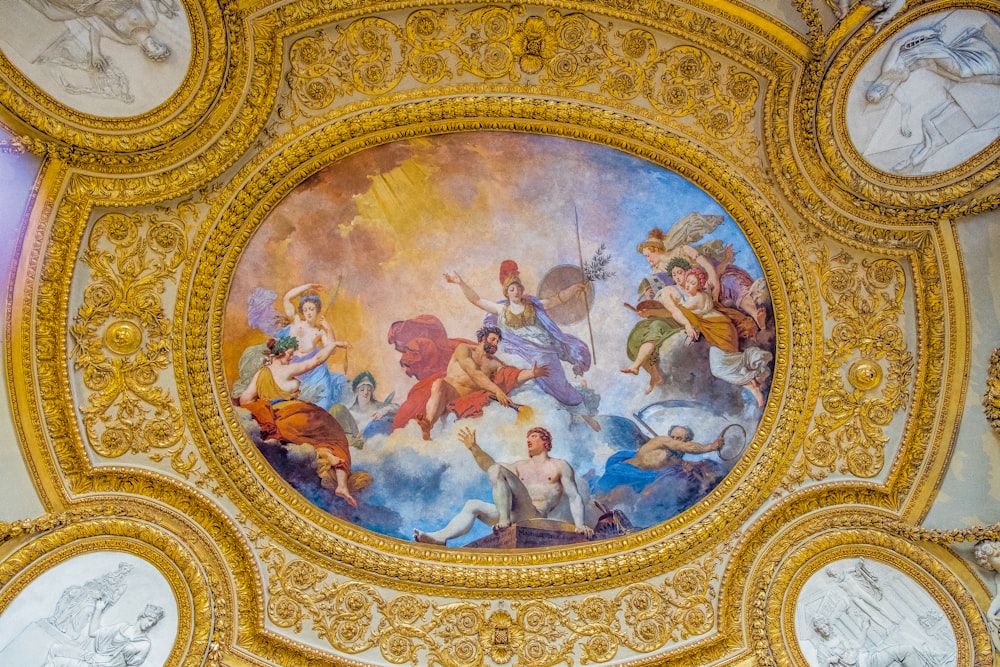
<box><xmin>0</xmin><ymin>553</ymin><xmax>176</xmax><ymax>667</ymax></box>
<box><xmin>973</xmin><ymin>540</ymin><xmax>1000</xmax><ymax>653</ymax></box>
<box><xmin>847</xmin><ymin>10</ymin><xmax>1000</xmax><ymax>176</ymax></box>
<box><xmin>795</xmin><ymin>557</ymin><xmax>957</xmax><ymax>666</ymax></box>
<box><xmin>0</xmin><ymin>0</ymin><xmax>191</xmax><ymax>116</ymax></box>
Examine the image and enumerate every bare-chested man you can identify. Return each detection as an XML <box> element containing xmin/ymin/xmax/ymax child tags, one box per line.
<box><xmin>413</xmin><ymin>426</ymin><xmax>593</xmax><ymax>545</ymax></box>
<box><xmin>417</xmin><ymin>325</ymin><xmax>548</xmax><ymax>440</ymax></box>
<box><xmin>592</xmin><ymin>424</ymin><xmax>725</xmax><ymax>496</ymax></box>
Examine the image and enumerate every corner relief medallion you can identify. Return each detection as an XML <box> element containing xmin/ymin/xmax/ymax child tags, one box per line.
<box><xmin>845</xmin><ymin>8</ymin><xmax>1000</xmax><ymax>177</ymax></box>
<box><xmin>0</xmin><ymin>0</ymin><xmax>192</xmax><ymax>116</ymax></box>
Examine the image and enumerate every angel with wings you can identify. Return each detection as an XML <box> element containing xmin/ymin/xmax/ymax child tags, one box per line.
<box><xmin>622</xmin><ymin>213</ymin><xmax>767</xmax><ymax>393</ymax></box>
<box><xmin>636</xmin><ymin>213</ymin><xmax>765</xmax><ymax>329</ymax></box>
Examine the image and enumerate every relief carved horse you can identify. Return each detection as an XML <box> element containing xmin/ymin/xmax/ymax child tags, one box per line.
<box><xmin>865</xmin><ymin>22</ymin><xmax>1000</xmax><ymax>171</ymax></box>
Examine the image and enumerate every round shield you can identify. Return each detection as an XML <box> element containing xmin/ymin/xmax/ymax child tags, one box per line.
<box><xmin>536</xmin><ymin>264</ymin><xmax>595</xmax><ymax>326</ymax></box>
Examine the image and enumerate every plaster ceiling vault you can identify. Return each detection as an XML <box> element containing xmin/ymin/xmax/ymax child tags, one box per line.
<box><xmin>0</xmin><ymin>0</ymin><xmax>999</xmax><ymax>665</ymax></box>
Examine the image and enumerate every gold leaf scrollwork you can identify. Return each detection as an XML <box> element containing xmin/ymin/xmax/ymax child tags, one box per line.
<box><xmin>69</xmin><ymin>207</ymin><xmax>193</xmax><ymax>469</ymax></box>
<box><xmin>645</xmin><ymin>46</ymin><xmax>758</xmax><ymax>143</ymax></box>
<box><xmin>984</xmin><ymin>347</ymin><xmax>1000</xmax><ymax>436</ymax></box>
<box><xmin>280</xmin><ymin>7</ymin><xmax>758</xmax><ymax>159</ymax></box>
<box><xmin>788</xmin><ymin>248</ymin><xmax>913</xmax><ymax>484</ymax></box>
<box><xmin>261</xmin><ymin>544</ymin><xmax>720</xmax><ymax>665</ymax></box>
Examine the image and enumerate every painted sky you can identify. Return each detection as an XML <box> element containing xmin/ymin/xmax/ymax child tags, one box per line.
<box><xmin>225</xmin><ymin>132</ymin><xmax>760</xmax><ymax>416</ymax></box>
<box><xmin>225</xmin><ymin>131</ymin><xmax>768</xmax><ymax>544</ymax></box>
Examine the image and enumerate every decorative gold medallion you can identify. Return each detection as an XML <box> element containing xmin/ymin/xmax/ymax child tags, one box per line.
<box><xmin>103</xmin><ymin>320</ymin><xmax>144</xmax><ymax>355</ymax></box>
<box><xmin>847</xmin><ymin>358</ymin><xmax>882</xmax><ymax>391</ymax></box>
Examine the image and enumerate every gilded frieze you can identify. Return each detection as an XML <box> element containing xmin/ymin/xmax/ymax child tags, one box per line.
<box><xmin>985</xmin><ymin>347</ymin><xmax>1000</xmax><ymax>436</ymax></box>
<box><xmin>280</xmin><ymin>7</ymin><xmax>759</xmax><ymax>157</ymax></box>
<box><xmin>69</xmin><ymin>211</ymin><xmax>189</xmax><ymax>465</ymax></box>
<box><xmin>256</xmin><ymin>538</ymin><xmax>724</xmax><ymax>666</ymax></box>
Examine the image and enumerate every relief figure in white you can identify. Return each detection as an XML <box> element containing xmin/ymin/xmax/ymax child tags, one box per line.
<box><xmin>41</xmin><ymin>600</ymin><xmax>164</xmax><ymax>667</ymax></box>
<box><xmin>48</xmin><ymin>562</ymin><xmax>133</xmax><ymax>640</ymax></box>
<box><xmin>809</xmin><ymin>616</ymin><xmax>929</xmax><ymax>667</ymax></box>
<box><xmin>0</xmin><ymin>561</ymin><xmax>169</xmax><ymax>667</ymax></box>
<box><xmin>972</xmin><ymin>540</ymin><xmax>1000</xmax><ymax>652</ymax></box>
<box><xmin>796</xmin><ymin>558</ymin><xmax>957</xmax><ymax>666</ymax></box>
<box><xmin>23</xmin><ymin>0</ymin><xmax>180</xmax><ymax>103</ymax></box>
<box><xmin>829</xmin><ymin>0</ymin><xmax>905</xmax><ymax>33</ymax></box>
<box><xmin>865</xmin><ymin>17</ymin><xmax>1000</xmax><ymax>172</ymax></box>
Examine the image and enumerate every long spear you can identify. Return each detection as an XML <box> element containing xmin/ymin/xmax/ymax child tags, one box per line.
<box><xmin>574</xmin><ymin>204</ymin><xmax>597</xmax><ymax>365</ymax></box>
<box><xmin>327</xmin><ymin>273</ymin><xmax>346</xmax><ymax>373</ymax></box>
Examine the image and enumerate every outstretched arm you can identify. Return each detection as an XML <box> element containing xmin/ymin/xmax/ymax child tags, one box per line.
<box><xmin>454</xmin><ymin>345</ymin><xmax>506</xmax><ymax>396</ymax></box>
<box><xmin>642</xmin><ymin>433</ymin><xmax>723</xmax><ymax>456</ymax></box>
<box><xmin>514</xmin><ymin>362</ymin><xmax>550</xmax><ymax>387</ymax></box>
<box><xmin>459</xmin><ymin>427</ymin><xmax>497</xmax><ymax>473</ymax></box>
<box><xmin>444</xmin><ymin>272</ymin><xmax>500</xmax><ymax>315</ymax></box>
<box><xmin>560</xmin><ymin>462</ymin><xmax>593</xmax><ymax>536</ymax></box>
<box><xmin>286</xmin><ymin>317</ymin><xmax>350</xmax><ymax>376</ymax></box>
<box><xmin>282</xmin><ymin>283</ymin><xmax>322</xmax><ymax>319</ymax></box>
<box><xmin>87</xmin><ymin>596</ymin><xmax>109</xmax><ymax>638</ymax></box>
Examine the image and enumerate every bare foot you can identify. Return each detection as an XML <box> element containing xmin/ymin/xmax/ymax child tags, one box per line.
<box><xmin>493</xmin><ymin>522</ymin><xmax>511</xmax><ymax>533</ymax></box>
<box><xmin>582</xmin><ymin>415</ymin><xmax>602</xmax><ymax>432</ymax></box>
<box><xmin>620</xmin><ymin>366</ymin><xmax>639</xmax><ymax>375</ymax></box>
<box><xmin>416</xmin><ymin>415</ymin><xmax>432</xmax><ymax>441</ymax></box>
<box><xmin>335</xmin><ymin>487</ymin><xmax>358</xmax><ymax>508</ymax></box>
<box><xmin>414</xmin><ymin>529</ymin><xmax>446</xmax><ymax>545</ymax></box>
<box><xmin>644</xmin><ymin>364</ymin><xmax>664</xmax><ymax>395</ymax></box>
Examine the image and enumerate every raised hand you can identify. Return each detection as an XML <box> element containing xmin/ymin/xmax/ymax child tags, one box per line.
<box><xmin>458</xmin><ymin>426</ymin><xmax>477</xmax><ymax>449</ymax></box>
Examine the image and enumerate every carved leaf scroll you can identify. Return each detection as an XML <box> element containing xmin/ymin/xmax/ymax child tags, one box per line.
<box><xmin>262</xmin><ymin>547</ymin><xmax>718</xmax><ymax>666</ymax></box>
<box><xmin>280</xmin><ymin>7</ymin><xmax>758</xmax><ymax>155</ymax></box>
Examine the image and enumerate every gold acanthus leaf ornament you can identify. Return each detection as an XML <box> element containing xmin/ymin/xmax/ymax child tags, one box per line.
<box><xmin>69</xmin><ymin>206</ymin><xmax>196</xmax><ymax>471</ymax></box>
<box><xmin>985</xmin><ymin>347</ymin><xmax>1000</xmax><ymax>436</ymax></box>
<box><xmin>787</xmin><ymin>246</ymin><xmax>913</xmax><ymax>484</ymax></box>
<box><xmin>280</xmin><ymin>7</ymin><xmax>758</xmax><ymax>149</ymax></box>
<box><xmin>261</xmin><ymin>547</ymin><xmax>718</xmax><ymax>665</ymax></box>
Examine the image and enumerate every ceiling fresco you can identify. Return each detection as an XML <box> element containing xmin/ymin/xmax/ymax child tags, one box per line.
<box><xmin>0</xmin><ymin>0</ymin><xmax>999</xmax><ymax>666</ymax></box>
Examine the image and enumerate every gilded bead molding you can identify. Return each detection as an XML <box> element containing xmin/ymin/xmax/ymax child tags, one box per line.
<box><xmin>986</xmin><ymin>347</ymin><xmax>1000</xmax><ymax>435</ymax></box>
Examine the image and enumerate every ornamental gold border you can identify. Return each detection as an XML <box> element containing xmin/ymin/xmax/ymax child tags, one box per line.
<box><xmin>0</xmin><ymin>0</ymin><xmax>218</xmax><ymax>156</ymax></box>
<box><xmin>766</xmin><ymin>0</ymin><xmax>962</xmax><ymax>526</ymax></box>
<box><xmin>818</xmin><ymin>0</ymin><xmax>1000</xmax><ymax>213</ymax></box>
<box><xmin>0</xmin><ymin>509</ymin><xmax>213</xmax><ymax>667</ymax></box>
<box><xmin>746</xmin><ymin>510</ymin><xmax>992</xmax><ymax>666</ymax></box>
<box><xmin>178</xmin><ymin>93</ymin><xmax>813</xmax><ymax>594</ymax></box>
